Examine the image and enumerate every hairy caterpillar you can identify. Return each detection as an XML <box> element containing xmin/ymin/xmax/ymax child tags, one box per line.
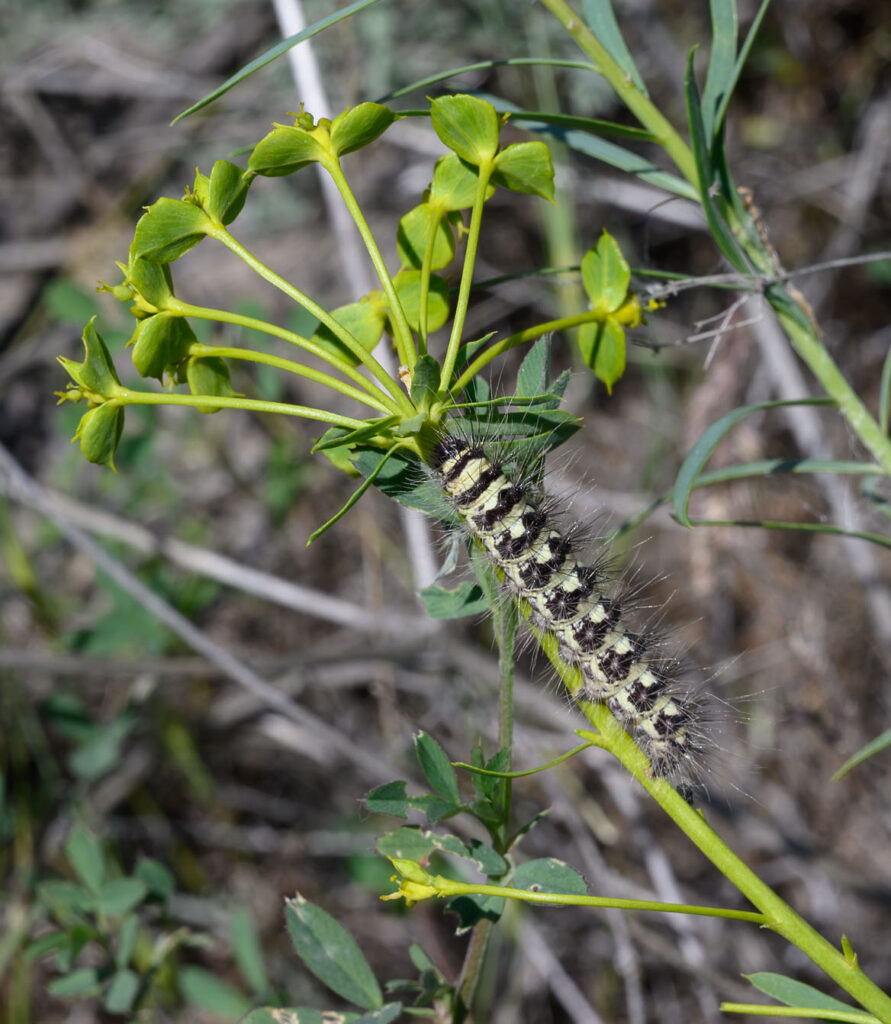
<box><xmin>429</xmin><ymin>434</ymin><xmax>698</xmax><ymax>780</ymax></box>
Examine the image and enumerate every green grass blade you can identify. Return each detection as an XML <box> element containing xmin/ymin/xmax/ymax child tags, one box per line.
<box><xmin>683</xmin><ymin>49</ymin><xmax>749</xmax><ymax>270</ymax></box>
<box><xmin>880</xmin><ymin>341</ymin><xmax>891</xmax><ymax>434</ymax></box>
<box><xmin>832</xmin><ymin>727</ymin><xmax>891</xmax><ymax>781</ymax></box>
<box><xmin>743</xmin><ymin>974</ymin><xmax>868</xmax><ymax>1016</ymax></box>
<box><xmin>579</xmin><ymin>0</ymin><xmax>649</xmax><ymax>95</ymax></box>
<box><xmin>701</xmin><ymin>0</ymin><xmax>738</xmax><ymax>144</ymax></box>
<box><xmin>673</xmin><ymin>398</ymin><xmax>835</xmax><ymax>526</ymax></box>
<box><xmin>378</xmin><ymin>58</ymin><xmax>599</xmax><ymax>102</ymax></box>
<box><xmin>721</xmin><ymin>1004</ymin><xmax>878</xmax><ymax>1022</ymax></box>
<box><xmin>696</xmin><ymin>458</ymin><xmax>885</xmax><ymax>485</ymax></box>
<box><xmin>714</xmin><ymin>0</ymin><xmax>772</xmax><ymax>132</ymax></box>
<box><xmin>172</xmin><ymin>0</ymin><xmax>388</xmax><ymax>123</ymax></box>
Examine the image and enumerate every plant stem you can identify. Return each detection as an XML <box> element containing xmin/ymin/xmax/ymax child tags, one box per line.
<box><xmin>189</xmin><ymin>344</ymin><xmax>390</xmax><ymax>413</ymax></box>
<box><xmin>169</xmin><ymin>300</ymin><xmax>403</xmax><ymax>414</ymax></box>
<box><xmin>417</xmin><ymin>206</ymin><xmax>444</xmax><ymax>354</ymax></box>
<box><xmin>324</xmin><ymin>160</ymin><xmax>417</xmax><ymax>371</ymax></box>
<box><xmin>771</xmin><ymin>298</ymin><xmax>891</xmax><ymax>474</ymax></box>
<box><xmin>455</xmin><ymin>917</ymin><xmax>493</xmax><ymax>1023</ymax></box>
<box><xmin>440</xmin><ymin>160</ymin><xmax>495</xmax><ymax>395</ymax></box>
<box><xmin>720</xmin><ymin>1006</ymin><xmax>878</xmax><ymax>1023</ymax></box>
<box><xmin>113</xmin><ymin>389</ymin><xmax>369</xmax><ymax>430</ymax></box>
<box><xmin>536</xmin><ymin>0</ymin><xmax>698</xmax><ymax>186</ymax></box>
<box><xmin>532</xmin><ymin>626</ymin><xmax>891</xmax><ymax>1020</ymax></box>
<box><xmin>210</xmin><ymin>226</ymin><xmax>414</xmax><ymax>414</ymax></box>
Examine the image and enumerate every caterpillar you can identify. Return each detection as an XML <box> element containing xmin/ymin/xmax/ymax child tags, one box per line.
<box><xmin>429</xmin><ymin>434</ymin><xmax>698</xmax><ymax>780</ymax></box>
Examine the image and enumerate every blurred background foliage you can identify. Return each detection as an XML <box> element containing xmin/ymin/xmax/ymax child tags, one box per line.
<box><xmin>1</xmin><ymin>0</ymin><xmax>890</xmax><ymax>1020</ymax></box>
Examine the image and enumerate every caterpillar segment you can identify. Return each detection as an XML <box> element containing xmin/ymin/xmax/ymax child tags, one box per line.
<box><xmin>431</xmin><ymin>436</ymin><xmax>696</xmax><ymax>777</ymax></box>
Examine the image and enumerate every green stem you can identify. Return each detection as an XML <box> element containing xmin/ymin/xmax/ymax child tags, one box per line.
<box><xmin>323</xmin><ymin>159</ymin><xmax>417</xmax><ymax>371</ymax></box>
<box><xmin>209</xmin><ymin>226</ymin><xmax>414</xmax><ymax>413</ymax></box>
<box><xmin>536</xmin><ymin>0</ymin><xmax>698</xmax><ymax>186</ymax></box>
<box><xmin>452</xmin><ymin>309</ymin><xmax>604</xmax><ymax>394</ymax></box>
<box><xmin>417</xmin><ymin>206</ymin><xmax>445</xmax><ymax>354</ymax></box>
<box><xmin>440</xmin><ymin>879</ymin><xmax>766</xmax><ymax>924</ymax></box>
<box><xmin>439</xmin><ymin>160</ymin><xmax>495</xmax><ymax>395</ymax></box>
<box><xmin>772</xmin><ymin>300</ymin><xmax>891</xmax><ymax>475</ymax></box>
<box><xmin>189</xmin><ymin>344</ymin><xmax>390</xmax><ymax>413</ymax></box>
<box><xmin>169</xmin><ymin>299</ymin><xmax>402</xmax><ymax>413</ymax></box>
<box><xmin>113</xmin><ymin>389</ymin><xmax>368</xmax><ymax>430</ymax></box>
<box><xmin>532</xmin><ymin>626</ymin><xmax>891</xmax><ymax>1020</ymax></box>
<box><xmin>455</xmin><ymin>917</ymin><xmax>493</xmax><ymax>1023</ymax></box>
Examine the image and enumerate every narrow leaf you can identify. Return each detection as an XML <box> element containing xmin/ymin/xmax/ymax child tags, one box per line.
<box><xmin>673</xmin><ymin>398</ymin><xmax>834</xmax><ymax>526</ymax></box>
<box><xmin>285</xmin><ymin>894</ymin><xmax>382</xmax><ymax>1010</ymax></box>
<box><xmin>580</xmin><ymin>0</ymin><xmax>648</xmax><ymax>93</ymax></box>
<box><xmin>172</xmin><ymin>0</ymin><xmax>389</xmax><ymax>123</ymax></box>
<box><xmin>744</xmin><ymin>973</ymin><xmax>859</xmax><ymax>1014</ymax></box>
<box><xmin>684</xmin><ymin>50</ymin><xmax>748</xmax><ymax>272</ymax></box>
<box><xmin>832</xmin><ymin>727</ymin><xmax>891</xmax><ymax>780</ymax></box>
<box><xmin>232</xmin><ymin>908</ymin><xmax>271</xmax><ymax>998</ymax></box>
<box><xmin>701</xmin><ymin>0</ymin><xmax>738</xmax><ymax>144</ymax></box>
<box><xmin>65</xmin><ymin>824</ymin><xmax>105</xmax><ymax>895</ymax></box>
<box><xmin>415</xmin><ymin>732</ymin><xmax>460</xmax><ymax>805</ymax></box>
<box><xmin>714</xmin><ymin>0</ymin><xmax>772</xmax><ymax>132</ymax></box>
<box><xmin>104</xmin><ymin>969</ymin><xmax>139</xmax><ymax>1014</ymax></box>
<box><xmin>880</xmin><ymin>340</ymin><xmax>891</xmax><ymax>434</ymax></box>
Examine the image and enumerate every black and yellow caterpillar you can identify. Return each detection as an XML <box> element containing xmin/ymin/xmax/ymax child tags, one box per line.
<box><xmin>430</xmin><ymin>435</ymin><xmax>696</xmax><ymax>778</ymax></box>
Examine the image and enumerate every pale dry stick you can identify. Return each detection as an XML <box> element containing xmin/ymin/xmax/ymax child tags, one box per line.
<box><xmin>519</xmin><ymin>920</ymin><xmax>606</xmax><ymax>1024</ymax></box>
<box><xmin>0</xmin><ymin>442</ymin><xmax>397</xmax><ymax>782</ymax></box>
<box><xmin>270</xmin><ymin>0</ymin><xmax>440</xmax><ymax>591</ymax></box>
<box><xmin>0</xmin><ymin>478</ymin><xmax>430</xmax><ymax>637</ymax></box>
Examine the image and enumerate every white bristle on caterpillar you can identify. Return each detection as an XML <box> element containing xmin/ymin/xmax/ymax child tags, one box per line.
<box><xmin>429</xmin><ymin>433</ymin><xmax>700</xmax><ymax>781</ymax></box>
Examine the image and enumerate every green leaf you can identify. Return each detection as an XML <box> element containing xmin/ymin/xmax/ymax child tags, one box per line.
<box><xmin>114</xmin><ymin>914</ymin><xmax>139</xmax><ymax>969</ymax></box>
<box><xmin>581</xmin><ymin>231</ymin><xmax>631</xmax><ymax>315</ymax></box>
<box><xmin>516</xmin><ymin>336</ymin><xmax>552</xmax><ymax>399</ymax></box>
<box><xmin>330</xmin><ymin>102</ymin><xmax>399</xmax><ymax>156</ymax></box>
<box><xmin>714</xmin><ymin>0</ymin><xmax>772</xmax><ymax>133</ymax></box>
<box><xmin>178</xmin><ymin>965</ymin><xmax>252</xmax><ymax>1018</ymax></box>
<box><xmin>241</xmin><ymin>1012</ymin><xmax>328</xmax><ymax>1024</ymax></box>
<box><xmin>396</xmin><ymin>203</ymin><xmax>455</xmax><ymax>270</ymax></box>
<box><xmin>430</xmin><ymin>153</ymin><xmax>490</xmax><ymax>211</ymax></box>
<box><xmin>351</xmin><ymin>447</ymin><xmax>445</xmax><ymax>517</ymax></box>
<box><xmin>701</xmin><ymin>0</ymin><xmax>738</xmax><ymax>144</ymax></box>
<box><xmin>352</xmin><ymin>1003</ymin><xmax>402</xmax><ymax>1024</ymax></box>
<box><xmin>420</xmin><ymin>581</ymin><xmax>488</xmax><ymax>619</ymax></box>
<box><xmin>880</xmin><ymin>340</ymin><xmax>891</xmax><ymax>435</ymax></box>
<box><xmin>43</xmin><ymin>279</ymin><xmax>100</xmax><ymax>326</ymax></box>
<box><xmin>285</xmin><ymin>895</ymin><xmax>383</xmax><ymax>1010</ymax></box>
<box><xmin>684</xmin><ymin>50</ymin><xmax>748</xmax><ymax>272</ymax></box>
<box><xmin>96</xmin><ymin>877</ymin><xmax>148</xmax><ymax>916</ymax></box>
<box><xmin>68</xmin><ymin>711</ymin><xmax>135</xmax><ymax>778</ymax></box>
<box><xmin>580</xmin><ymin>0</ymin><xmax>648</xmax><ymax>94</ymax></box>
<box><xmin>464</xmin><ymin>840</ymin><xmax>508</xmax><ymax>877</ymax></box>
<box><xmin>73</xmin><ymin>402</ymin><xmax>125</xmax><ymax>470</ymax></box>
<box><xmin>364</xmin><ymin>781</ymin><xmax>409</xmax><ymax>818</ymax></box>
<box><xmin>232</xmin><ymin>907</ymin><xmax>271</xmax><ymax>998</ymax></box>
<box><xmin>207</xmin><ymin>159</ymin><xmax>250</xmax><ymax>225</ymax></box>
<box><xmin>65</xmin><ymin>823</ymin><xmax>105</xmax><ymax>895</ymax></box>
<box><xmin>131</xmin><ymin>197</ymin><xmax>212</xmax><ymax>264</ymax></box>
<box><xmin>833</xmin><ymin>727</ymin><xmax>891</xmax><ymax>780</ymax></box>
<box><xmin>511</xmin><ymin>858</ymin><xmax>588</xmax><ymax>896</ymax></box>
<box><xmin>135</xmin><ymin>858</ymin><xmax>175</xmax><ymax>901</ymax></box>
<box><xmin>415</xmin><ymin>732</ymin><xmax>460</xmax><ymax>805</ymax></box>
<box><xmin>743</xmin><ymin>972</ymin><xmax>859</xmax><ymax>1014</ymax></box>
<box><xmin>128</xmin><ymin>257</ymin><xmax>176</xmax><ymax>310</ymax></box>
<box><xmin>104</xmin><ymin>969</ymin><xmax>139</xmax><ymax>1014</ymax></box>
<box><xmin>172</xmin><ymin>0</ymin><xmax>388</xmax><ymax>123</ymax></box>
<box><xmin>248</xmin><ymin>123</ymin><xmax>328</xmax><ymax>177</ymax></box>
<box><xmin>24</xmin><ymin>930</ymin><xmax>67</xmax><ymax>962</ymax></box>
<box><xmin>58</xmin><ymin>319</ymin><xmax>121</xmax><ymax>397</ymax></box>
<box><xmin>130</xmin><ymin>313</ymin><xmax>196</xmax><ymax>380</ymax></box>
<box><xmin>673</xmin><ymin>398</ymin><xmax>834</xmax><ymax>527</ymax></box>
<box><xmin>48</xmin><ymin>967</ymin><xmax>102</xmax><ymax>998</ymax></box>
<box><xmin>311</xmin><ymin>299</ymin><xmax>386</xmax><ymax>365</ymax></box>
<box><xmin>186</xmin><ymin>355</ymin><xmax>236</xmax><ymax>411</ymax></box>
<box><xmin>376</xmin><ymin>826</ymin><xmax>435</xmax><ymax>862</ymax></box>
<box><xmin>578</xmin><ymin>318</ymin><xmax>626</xmax><ymax>392</ymax></box>
<box><xmin>478</xmin><ymin>94</ymin><xmax>698</xmax><ymax>200</ymax></box>
<box><xmin>492</xmin><ymin>141</ymin><xmax>554</xmax><ymax>200</ymax></box>
<box><xmin>393</xmin><ymin>270</ymin><xmax>449</xmax><ymax>333</ymax></box>
<box><xmin>37</xmin><ymin>880</ymin><xmax>94</xmax><ymax>917</ymax></box>
<box><xmin>430</xmin><ymin>94</ymin><xmax>500</xmax><ymax>165</ymax></box>
<box><xmin>409</xmin><ymin>354</ymin><xmax>441</xmax><ymax>408</ymax></box>
<box><xmin>409</xmin><ymin>794</ymin><xmax>457</xmax><ymax>824</ymax></box>
<box><xmin>446</xmin><ymin>892</ymin><xmax>503</xmax><ymax>933</ymax></box>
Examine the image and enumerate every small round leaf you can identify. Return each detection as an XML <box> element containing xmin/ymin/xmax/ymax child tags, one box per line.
<box><xmin>492</xmin><ymin>142</ymin><xmax>555</xmax><ymax>200</ymax></box>
<box><xmin>131</xmin><ymin>198</ymin><xmax>212</xmax><ymax>264</ymax></box>
<box><xmin>248</xmin><ymin>124</ymin><xmax>328</xmax><ymax>177</ymax></box>
<box><xmin>330</xmin><ymin>102</ymin><xmax>399</xmax><ymax>156</ymax></box>
<box><xmin>430</xmin><ymin>94</ymin><xmax>500</xmax><ymax>165</ymax></box>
